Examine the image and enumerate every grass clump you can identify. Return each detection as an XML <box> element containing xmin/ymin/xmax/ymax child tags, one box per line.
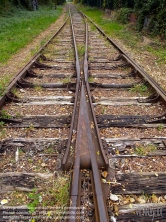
<box><xmin>62</xmin><ymin>77</ymin><xmax>71</xmax><ymax>84</ymax></box>
<box><xmin>135</xmin><ymin>144</ymin><xmax>156</xmax><ymax>156</ymax></box>
<box><xmin>0</xmin><ymin>109</ymin><xmax>11</xmax><ymax>119</ymax></box>
<box><xmin>77</xmin><ymin>45</ymin><xmax>85</xmax><ymax>57</ymax></box>
<box><xmin>0</xmin><ymin>121</ymin><xmax>5</xmax><ymax>128</ymax></box>
<box><xmin>158</xmin><ymin>124</ymin><xmax>163</xmax><ymax>131</ymax></box>
<box><xmin>88</xmin><ymin>76</ymin><xmax>94</xmax><ymax>83</ymax></box>
<box><xmin>129</xmin><ymin>84</ymin><xmax>148</xmax><ymax>95</ymax></box>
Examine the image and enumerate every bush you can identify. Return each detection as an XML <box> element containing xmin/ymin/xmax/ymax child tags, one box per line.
<box><xmin>116</xmin><ymin>8</ymin><xmax>133</xmax><ymax>24</ymax></box>
<box><xmin>135</xmin><ymin>0</ymin><xmax>166</xmax><ymax>38</ymax></box>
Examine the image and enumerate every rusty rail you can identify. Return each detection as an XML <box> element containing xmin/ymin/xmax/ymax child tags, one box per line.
<box><xmin>66</xmin><ymin>12</ymin><xmax>109</xmax><ymax>220</ymax></box>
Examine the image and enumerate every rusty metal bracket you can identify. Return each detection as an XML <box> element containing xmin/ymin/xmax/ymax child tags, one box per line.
<box><xmin>34</xmin><ymin>61</ymin><xmax>54</xmax><ymax>69</ymax></box>
<box><xmin>0</xmin><ymin>118</ymin><xmax>22</xmax><ymax>124</ymax></box>
<box><xmin>145</xmin><ymin>113</ymin><xmax>166</xmax><ymax>124</ymax></box>
<box><xmin>27</xmin><ymin>69</ymin><xmax>43</xmax><ymax>78</ymax></box>
<box><xmin>113</xmin><ymin>54</ymin><xmax>122</xmax><ymax>61</ymax></box>
<box><xmin>137</xmin><ymin>93</ymin><xmax>160</xmax><ymax>103</ymax></box>
<box><xmin>6</xmin><ymin>91</ymin><xmax>21</xmax><ymax>103</ymax></box>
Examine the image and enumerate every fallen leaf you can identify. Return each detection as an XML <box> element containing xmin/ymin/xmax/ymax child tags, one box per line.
<box><xmin>41</xmin><ymin>163</ymin><xmax>47</xmax><ymax>167</ymax></box>
<box><xmin>129</xmin><ymin>204</ymin><xmax>132</xmax><ymax>208</ymax></box>
<box><xmin>1</xmin><ymin>199</ymin><xmax>8</xmax><ymax>205</ymax></box>
<box><xmin>152</xmin><ymin>194</ymin><xmax>158</xmax><ymax>203</ymax></box>
<box><xmin>102</xmin><ymin>179</ymin><xmax>107</xmax><ymax>183</ymax></box>
<box><xmin>110</xmin><ymin>193</ymin><xmax>119</xmax><ymax>201</ymax></box>
<box><xmin>101</xmin><ymin>171</ymin><xmax>108</xmax><ymax>178</ymax></box>
<box><xmin>96</xmin><ymin>151</ymin><xmax>100</xmax><ymax>155</ymax></box>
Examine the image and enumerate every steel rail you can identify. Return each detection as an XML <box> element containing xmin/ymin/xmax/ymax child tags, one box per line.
<box><xmin>0</xmin><ymin>16</ymin><xmax>69</xmax><ymax>107</ymax></box>
<box><xmin>84</xmin><ymin>23</ymin><xmax>109</xmax><ymax>169</ymax></box>
<box><xmin>66</xmin><ymin>8</ymin><xmax>109</xmax><ymax>221</ymax></box>
<box><xmin>62</xmin><ymin>6</ymin><xmax>81</xmax><ymax>171</ymax></box>
<box><xmin>83</xmin><ymin>22</ymin><xmax>109</xmax><ymax>222</ymax></box>
<box><xmin>62</xmin><ymin>6</ymin><xmax>82</xmax><ymax>222</ymax></box>
<box><xmin>81</xmin><ymin>12</ymin><xmax>166</xmax><ymax>105</ymax></box>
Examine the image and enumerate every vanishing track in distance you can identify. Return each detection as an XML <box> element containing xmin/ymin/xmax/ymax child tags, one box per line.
<box><xmin>0</xmin><ymin>3</ymin><xmax>166</xmax><ymax>222</ymax></box>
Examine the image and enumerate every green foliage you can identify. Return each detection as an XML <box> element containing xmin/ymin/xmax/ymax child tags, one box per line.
<box><xmin>0</xmin><ymin>121</ymin><xmax>5</xmax><ymax>128</ymax></box>
<box><xmin>62</xmin><ymin>77</ymin><xmax>71</xmax><ymax>84</ymax></box>
<box><xmin>158</xmin><ymin>124</ymin><xmax>163</xmax><ymax>131</ymax></box>
<box><xmin>27</xmin><ymin>189</ymin><xmax>41</xmax><ymax>213</ymax></box>
<box><xmin>134</xmin><ymin>0</ymin><xmax>166</xmax><ymax>38</ymax></box>
<box><xmin>134</xmin><ymin>144</ymin><xmax>156</xmax><ymax>156</ymax></box>
<box><xmin>77</xmin><ymin>45</ymin><xmax>85</xmax><ymax>57</ymax></box>
<box><xmin>0</xmin><ymin>109</ymin><xmax>11</xmax><ymax>119</ymax></box>
<box><xmin>79</xmin><ymin>0</ymin><xmax>166</xmax><ymax>38</ymax></box>
<box><xmin>0</xmin><ymin>66</ymin><xmax>10</xmax><ymax>94</ymax></box>
<box><xmin>0</xmin><ymin>6</ymin><xmax>63</xmax><ymax>63</ymax></box>
<box><xmin>129</xmin><ymin>84</ymin><xmax>148</xmax><ymax>95</ymax></box>
<box><xmin>88</xmin><ymin>76</ymin><xmax>94</xmax><ymax>83</ymax></box>
<box><xmin>116</xmin><ymin>7</ymin><xmax>133</xmax><ymax>24</ymax></box>
<box><xmin>80</xmin><ymin>5</ymin><xmax>123</xmax><ymax>35</ymax></box>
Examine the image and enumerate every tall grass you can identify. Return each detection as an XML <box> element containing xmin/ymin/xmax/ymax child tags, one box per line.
<box><xmin>80</xmin><ymin>6</ymin><xmax>123</xmax><ymax>36</ymax></box>
<box><xmin>0</xmin><ymin>6</ymin><xmax>63</xmax><ymax>63</ymax></box>
<box><xmin>79</xmin><ymin>5</ymin><xmax>166</xmax><ymax>64</ymax></box>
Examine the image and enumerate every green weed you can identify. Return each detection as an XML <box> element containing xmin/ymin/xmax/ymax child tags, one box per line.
<box><xmin>77</xmin><ymin>45</ymin><xmax>85</xmax><ymax>57</ymax></box>
<box><xmin>0</xmin><ymin>109</ymin><xmax>11</xmax><ymax>119</ymax></box>
<box><xmin>25</xmin><ymin>124</ymin><xmax>35</xmax><ymax>133</ymax></box>
<box><xmin>129</xmin><ymin>84</ymin><xmax>148</xmax><ymax>95</ymax></box>
<box><xmin>62</xmin><ymin>77</ymin><xmax>71</xmax><ymax>84</ymax></box>
<box><xmin>11</xmin><ymin>87</ymin><xmax>19</xmax><ymax>96</ymax></box>
<box><xmin>0</xmin><ymin>127</ymin><xmax>6</xmax><ymax>139</ymax></box>
<box><xmin>27</xmin><ymin>189</ymin><xmax>41</xmax><ymax>213</ymax></box>
<box><xmin>0</xmin><ymin>76</ymin><xmax>11</xmax><ymax>96</ymax></box>
<box><xmin>134</xmin><ymin>144</ymin><xmax>156</xmax><ymax>156</ymax></box>
<box><xmin>0</xmin><ymin>121</ymin><xmax>5</xmax><ymax>128</ymax></box>
<box><xmin>158</xmin><ymin>124</ymin><xmax>163</xmax><ymax>131</ymax></box>
<box><xmin>34</xmin><ymin>86</ymin><xmax>43</xmax><ymax>92</ymax></box>
<box><xmin>88</xmin><ymin>76</ymin><xmax>94</xmax><ymax>83</ymax></box>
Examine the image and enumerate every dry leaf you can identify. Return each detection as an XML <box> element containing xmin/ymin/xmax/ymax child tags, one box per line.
<box><xmin>101</xmin><ymin>171</ymin><xmax>108</xmax><ymax>178</ymax></box>
<box><xmin>152</xmin><ymin>194</ymin><xmax>158</xmax><ymax>203</ymax></box>
<box><xmin>129</xmin><ymin>204</ymin><xmax>132</xmax><ymax>208</ymax></box>
<box><xmin>102</xmin><ymin>179</ymin><xmax>107</xmax><ymax>183</ymax></box>
<box><xmin>96</xmin><ymin>151</ymin><xmax>100</xmax><ymax>155</ymax></box>
<box><xmin>1</xmin><ymin>199</ymin><xmax>8</xmax><ymax>205</ymax></box>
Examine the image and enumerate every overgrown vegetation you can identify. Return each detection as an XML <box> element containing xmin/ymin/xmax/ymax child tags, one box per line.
<box><xmin>0</xmin><ymin>0</ymin><xmax>66</xmax><ymax>14</ymax></box>
<box><xmin>5</xmin><ymin>173</ymin><xmax>70</xmax><ymax>214</ymax></box>
<box><xmin>0</xmin><ymin>6</ymin><xmax>63</xmax><ymax>63</ymax></box>
<box><xmin>79</xmin><ymin>4</ymin><xmax>166</xmax><ymax>66</ymax></box>
<box><xmin>76</xmin><ymin>0</ymin><xmax>166</xmax><ymax>39</ymax></box>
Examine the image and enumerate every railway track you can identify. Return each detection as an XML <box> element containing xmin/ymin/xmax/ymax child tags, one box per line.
<box><xmin>0</xmin><ymin>3</ymin><xmax>166</xmax><ymax>222</ymax></box>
